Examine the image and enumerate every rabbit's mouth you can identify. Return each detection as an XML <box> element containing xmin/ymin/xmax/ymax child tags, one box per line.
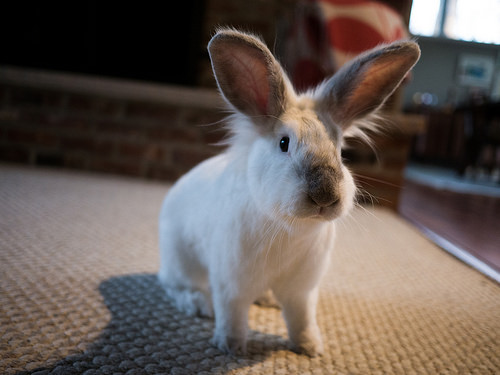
<box><xmin>319</xmin><ymin>200</ymin><xmax>339</xmax><ymax>216</ymax></box>
<box><xmin>315</xmin><ymin>203</ymin><xmax>341</xmax><ymax>220</ymax></box>
<box><xmin>296</xmin><ymin>198</ymin><xmax>344</xmax><ymax>221</ymax></box>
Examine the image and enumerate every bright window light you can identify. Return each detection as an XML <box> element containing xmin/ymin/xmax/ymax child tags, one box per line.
<box><xmin>444</xmin><ymin>0</ymin><xmax>500</xmax><ymax>44</ymax></box>
<box><xmin>409</xmin><ymin>0</ymin><xmax>442</xmax><ymax>37</ymax></box>
<box><xmin>410</xmin><ymin>0</ymin><xmax>500</xmax><ymax>45</ymax></box>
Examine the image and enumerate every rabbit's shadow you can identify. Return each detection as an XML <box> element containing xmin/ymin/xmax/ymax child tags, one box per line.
<box><xmin>25</xmin><ymin>274</ymin><xmax>289</xmax><ymax>374</ymax></box>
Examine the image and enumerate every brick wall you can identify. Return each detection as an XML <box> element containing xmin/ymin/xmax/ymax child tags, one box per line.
<box><xmin>0</xmin><ymin>73</ymin><xmax>227</xmax><ymax>181</ymax></box>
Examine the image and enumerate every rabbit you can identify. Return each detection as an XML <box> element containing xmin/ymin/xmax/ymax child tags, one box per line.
<box><xmin>158</xmin><ymin>28</ymin><xmax>420</xmax><ymax>356</ymax></box>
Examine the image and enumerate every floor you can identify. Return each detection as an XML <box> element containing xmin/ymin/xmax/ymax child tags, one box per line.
<box><xmin>3</xmin><ymin>163</ymin><xmax>499</xmax><ymax>374</ymax></box>
<box><xmin>399</xmin><ymin>164</ymin><xmax>500</xmax><ymax>280</ymax></box>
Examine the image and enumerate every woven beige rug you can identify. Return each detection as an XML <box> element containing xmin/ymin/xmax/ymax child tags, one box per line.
<box><xmin>1</xmin><ymin>164</ymin><xmax>498</xmax><ymax>375</ymax></box>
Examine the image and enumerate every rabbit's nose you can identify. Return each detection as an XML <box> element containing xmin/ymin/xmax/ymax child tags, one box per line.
<box><xmin>306</xmin><ymin>165</ymin><xmax>340</xmax><ymax>207</ymax></box>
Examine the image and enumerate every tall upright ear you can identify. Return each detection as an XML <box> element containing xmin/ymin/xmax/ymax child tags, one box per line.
<box><xmin>317</xmin><ymin>41</ymin><xmax>420</xmax><ymax>129</ymax></box>
<box><xmin>208</xmin><ymin>29</ymin><xmax>290</xmax><ymax>121</ymax></box>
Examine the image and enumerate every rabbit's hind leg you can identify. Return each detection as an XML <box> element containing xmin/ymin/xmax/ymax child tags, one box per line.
<box><xmin>159</xmin><ymin>281</ymin><xmax>213</xmax><ymax>318</ymax></box>
<box><xmin>158</xmin><ymin>257</ymin><xmax>213</xmax><ymax>318</ymax></box>
<box><xmin>158</xmin><ymin>230</ymin><xmax>213</xmax><ymax>318</ymax></box>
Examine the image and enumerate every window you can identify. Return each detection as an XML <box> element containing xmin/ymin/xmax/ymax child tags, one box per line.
<box><xmin>409</xmin><ymin>0</ymin><xmax>500</xmax><ymax>45</ymax></box>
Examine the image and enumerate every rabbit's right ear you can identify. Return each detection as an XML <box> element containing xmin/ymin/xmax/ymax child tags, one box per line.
<box><xmin>208</xmin><ymin>29</ymin><xmax>289</xmax><ymax>122</ymax></box>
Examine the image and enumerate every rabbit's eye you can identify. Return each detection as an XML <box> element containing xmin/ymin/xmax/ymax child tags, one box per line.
<box><xmin>279</xmin><ymin>137</ymin><xmax>290</xmax><ymax>152</ymax></box>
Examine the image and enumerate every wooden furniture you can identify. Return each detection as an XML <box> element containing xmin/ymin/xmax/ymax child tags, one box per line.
<box><xmin>345</xmin><ymin>111</ymin><xmax>427</xmax><ymax>210</ymax></box>
<box><xmin>408</xmin><ymin>102</ymin><xmax>500</xmax><ymax>180</ymax></box>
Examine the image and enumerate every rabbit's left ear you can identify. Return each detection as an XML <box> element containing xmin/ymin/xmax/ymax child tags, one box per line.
<box><xmin>317</xmin><ymin>41</ymin><xmax>420</xmax><ymax>129</ymax></box>
<box><xmin>208</xmin><ymin>29</ymin><xmax>289</xmax><ymax>122</ymax></box>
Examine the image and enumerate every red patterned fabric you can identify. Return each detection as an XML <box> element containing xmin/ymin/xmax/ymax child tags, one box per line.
<box><xmin>320</xmin><ymin>0</ymin><xmax>408</xmax><ymax>69</ymax></box>
<box><xmin>281</xmin><ymin>0</ymin><xmax>408</xmax><ymax>91</ymax></box>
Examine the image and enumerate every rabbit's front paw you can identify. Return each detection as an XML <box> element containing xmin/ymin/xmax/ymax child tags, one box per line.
<box><xmin>211</xmin><ymin>332</ymin><xmax>247</xmax><ymax>355</ymax></box>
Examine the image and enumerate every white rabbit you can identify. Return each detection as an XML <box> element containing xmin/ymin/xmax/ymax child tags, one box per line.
<box><xmin>158</xmin><ymin>28</ymin><xmax>420</xmax><ymax>356</ymax></box>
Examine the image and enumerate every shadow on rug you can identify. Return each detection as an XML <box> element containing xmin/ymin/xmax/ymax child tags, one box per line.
<box><xmin>21</xmin><ymin>274</ymin><xmax>288</xmax><ymax>375</ymax></box>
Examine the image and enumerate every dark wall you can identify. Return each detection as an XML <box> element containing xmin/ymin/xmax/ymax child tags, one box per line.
<box><xmin>1</xmin><ymin>1</ymin><xmax>205</xmax><ymax>85</ymax></box>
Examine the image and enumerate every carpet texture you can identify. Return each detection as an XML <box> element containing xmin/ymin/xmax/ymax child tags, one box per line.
<box><xmin>1</xmin><ymin>164</ymin><xmax>498</xmax><ymax>374</ymax></box>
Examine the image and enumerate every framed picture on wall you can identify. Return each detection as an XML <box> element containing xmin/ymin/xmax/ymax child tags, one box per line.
<box><xmin>457</xmin><ymin>54</ymin><xmax>495</xmax><ymax>88</ymax></box>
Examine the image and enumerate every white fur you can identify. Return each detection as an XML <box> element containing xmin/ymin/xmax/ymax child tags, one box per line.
<box><xmin>158</xmin><ymin>29</ymin><xmax>420</xmax><ymax>356</ymax></box>
<box><xmin>158</xmin><ymin>126</ymin><xmax>346</xmax><ymax>355</ymax></box>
